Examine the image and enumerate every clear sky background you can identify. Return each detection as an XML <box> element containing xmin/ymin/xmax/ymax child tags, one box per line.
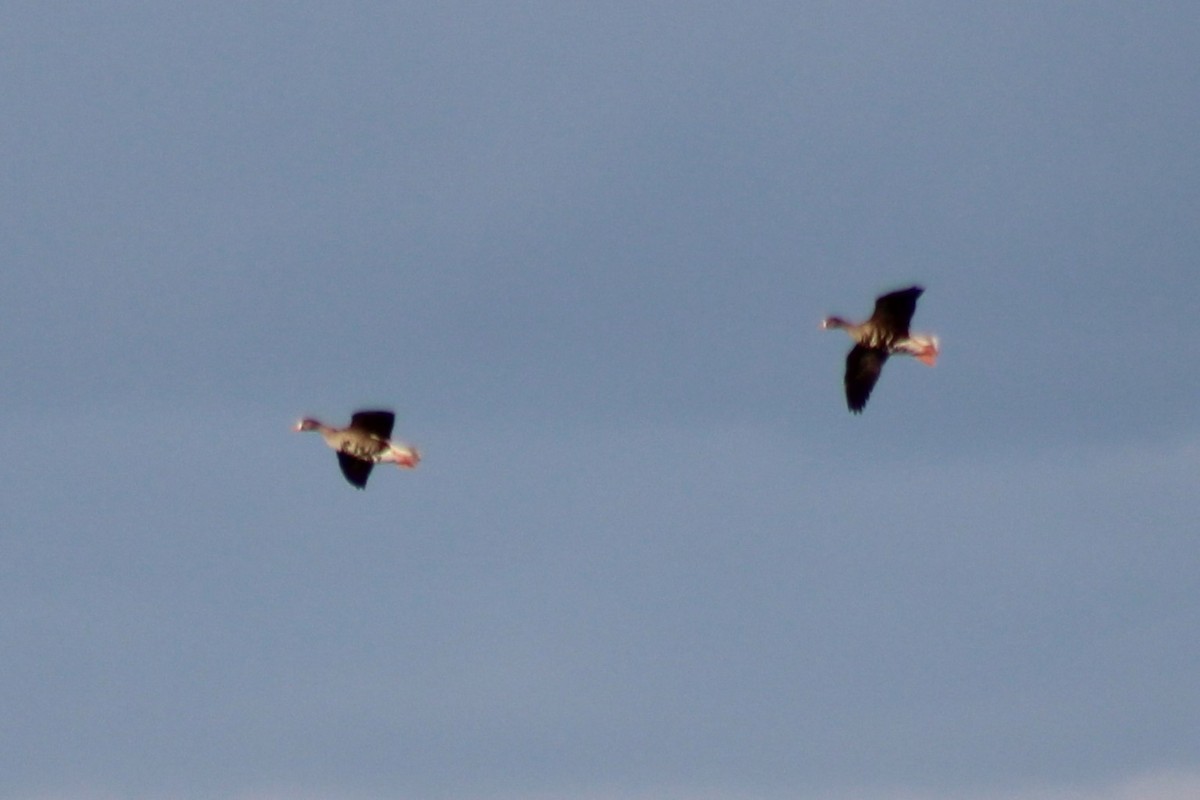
<box><xmin>2</xmin><ymin>3</ymin><xmax>1198</xmax><ymax>800</ymax></box>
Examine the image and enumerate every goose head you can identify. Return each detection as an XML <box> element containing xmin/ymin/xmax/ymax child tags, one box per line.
<box><xmin>819</xmin><ymin>316</ymin><xmax>852</xmax><ymax>331</ymax></box>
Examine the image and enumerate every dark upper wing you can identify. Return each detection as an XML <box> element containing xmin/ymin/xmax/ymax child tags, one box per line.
<box><xmin>845</xmin><ymin>345</ymin><xmax>889</xmax><ymax>413</ymax></box>
<box><xmin>337</xmin><ymin>452</ymin><xmax>375</xmax><ymax>489</ymax></box>
<box><xmin>349</xmin><ymin>409</ymin><xmax>395</xmax><ymax>440</ymax></box>
<box><xmin>869</xmin><ymin>286</ymin><xmax>923</xmax><ymax>338</ymax></box>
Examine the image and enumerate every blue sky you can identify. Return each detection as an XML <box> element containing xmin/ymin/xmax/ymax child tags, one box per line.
<box><xmin>2</xmin><ymin>3</ymin><xmax>1198</xmax><ymax>799</ymax></box>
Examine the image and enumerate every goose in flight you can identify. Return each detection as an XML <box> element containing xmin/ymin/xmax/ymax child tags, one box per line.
<box><xmin>820</xmin><ymin>286</ymin><xmax>939</xmax><ymax>413</ymax></box>
<box><xmin>295</xmin><ymin>409</ymin><xmax>420</xmax><ymax>488</ymax></box>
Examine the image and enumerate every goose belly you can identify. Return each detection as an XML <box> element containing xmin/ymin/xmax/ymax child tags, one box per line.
<box><xmin>338</xmin><ymin>441</ymin><xmax>384</xmax><ymax>462</ymax></box>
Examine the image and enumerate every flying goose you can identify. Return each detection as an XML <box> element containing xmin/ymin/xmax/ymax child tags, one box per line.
<box><xmin>820</xmin><ymin>286</ymin><xmax>939</xmax><ymax>413</ymax></box>
<box><xmin>295</xmin><ymin>409</ymin><xmax>420</xmax><ymax>488</ymax></box>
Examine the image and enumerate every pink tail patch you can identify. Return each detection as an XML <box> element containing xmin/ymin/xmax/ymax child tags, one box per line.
<box><xmin>917</xmin><ymin>337</ymin><xmax>940</xmax><ymax>366</ymax></box>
